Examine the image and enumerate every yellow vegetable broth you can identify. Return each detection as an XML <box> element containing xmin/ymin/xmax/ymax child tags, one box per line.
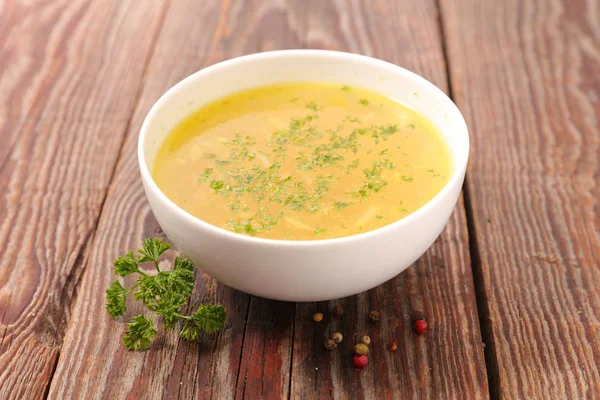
<box><xmin>153</xmin><ymin>83</ymin><xmax>452</xmax><ymax>240</ymax></box>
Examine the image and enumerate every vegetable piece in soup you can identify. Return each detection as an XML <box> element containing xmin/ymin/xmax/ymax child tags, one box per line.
<box><xmin>153</xmin><ymin>83</ymin><xmax>453</xmax><ymax>240</ymax></box>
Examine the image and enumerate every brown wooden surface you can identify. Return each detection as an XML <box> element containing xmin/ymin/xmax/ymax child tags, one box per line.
<box><xmin>46</xmin><ymin>1</ymin><xmax>486</xmax><ymax>398</ymax></box>
<box><xmin>0</xmin><ymin>1</ymin><xmax>168</xmax><ymax>398</ymax></box>
<box><xmin>1</xmin><ymin>0</ymin><xmax>598</xmax><ymax>398</ymax></box>
<box><xmin>440</xmin><ymin>0</ymin><xmax>600</xmax><ymax>398</ymax></box>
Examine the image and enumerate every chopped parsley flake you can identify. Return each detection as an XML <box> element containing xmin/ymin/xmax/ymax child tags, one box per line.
<box><xmin>211</xmin><ymin>180</ymin><xmax>225</xmax><ymax>190</ymax></box>
<box><xmin>190</xmin><ymin>101</ymin><xmax>435</xmax><ymax>236</ymax></box>
<box><xmin>315</xmin><ymin>227</ymin><xmax>327</xmax><ymax>236</ymax></box>
<box><xmin>306</xmin><ymin>102</ymin><xmax>322</xmax><ymax>111</ymax></box>
<box><xmin>344</xmin><ymin>116</ymin><xmax>361</xmax><ymax>124</ymax></box>
<box><xmin>333</xmin><ymin>201</ymin><xmax>354</xmax><ymax>210</ymax></box>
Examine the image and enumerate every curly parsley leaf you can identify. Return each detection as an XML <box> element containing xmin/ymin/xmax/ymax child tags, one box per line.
<box><xmin>137</xmin><ymin>237</ymin><xmax>171</xmax><ymax>266</ymax></box>
<box><xmin>106</xmin><ymin>280</ymin><xmax>128</xmax><ymax>317</ymax></box>
<box><xmin>180</xmin><ymin>304</ymin><xmax>227</xmax><ymax>341</ymax></box>
<box><xmin>171</xmin><ymin>257</ymin><xmax>195</xmax><ymax>297</ymax></box>
<box><xmin>123</xmin><ymin>314</ymin><xmax>157</xmax><ymax>351</ymax></box>
<box><xmin>105</xmin><ymin>238</ymin><xmax>227</xmax><ymax>351</ymax></box>
<box><xmin>114</xmin><ymin>251</ymin><xmax>140</xmax><ymax>277</ymax></box>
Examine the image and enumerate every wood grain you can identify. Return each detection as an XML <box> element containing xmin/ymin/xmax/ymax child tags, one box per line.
<box><xmin>440</xmin><ymin>0</ymin><xmax>600</xmax><ymax>397</ymax></box>
<box><xmin>290</xmin><ymin>211</ymin><xmax>488</xmax><ymax>399</ymax></box>
<box><xmin>0</xmin><ymin>0</ymin><xmax>64</xmax><ymax>167</ymax></box>
<box><xmin>49</xmin><ymin>1</ymin><xmax>303</xmax><ymax>398</ymax></box>
<box><xmin>283</xmin><ymin>0</ymin><xmax>488</xmax><ymax>398</ymax></box>
<box><xmin>35</xmin><ymin>0</ymin><xmax>485</xmax><ymax>398</ymax></box>
<box><xmin>0</xmin><ymin>1</ymin><xmax>169</xmax><ymax>398</ymax></box>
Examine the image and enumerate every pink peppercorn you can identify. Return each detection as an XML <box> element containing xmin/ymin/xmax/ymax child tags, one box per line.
<box><xmin>414</xmin><ymin>319</ymin><xmax>428</xmax><ymax>334</ymax></box>
<box><xmin>353</xmin><ymin>354</ymin><xmax>368</xmax><ymax>369</ymax></box>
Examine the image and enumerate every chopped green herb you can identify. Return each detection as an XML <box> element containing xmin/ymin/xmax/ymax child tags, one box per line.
<box><xmin>376</xmin><ymin>215</ymin><xmax>384</xmax><ymax>219</ymax></box>
<box><xmin>306</xmin><ymin>102</ymin><xmax>322</xmax><ymax>111</ymax></box>
<box><xmin>346</xmin><ymin>158</ymin><xmax>360</xmax><ymax>174</ymax></box>
<box><xmin>399</xmin><ymin>200</ymin><xmax>408</xmax><ymax>212</ymax></box>
<box><xmin>315</xmin><ymin>227</ymin><xmax>327</xmax><ymax>236</ymax></box>
<box><xmin>200</xmin><ymin>168</ymin><xmax>214</xmax><ymax>181</ymax></box>
<box><xmin>211</xmin><ymin>180</ymin><xmax>225</xmax><ymax>190</ymax></box>
<box><xmin>333</xmin><ymin>201</ymin><xmax>354</xmax><ymax>210</ymax></box>
<box><xmin>188</xmin><ymin>100</ymin><xmax>438</xmax><ymax>237</ymax></box>
<box><xmin>348</xmin><ymin>159</ymin><xmax>360</xmax><ymax>168</ymax></box>
<box><xmin>341</xmin><ymin>85</ymin><xmax>351</xmax><ymax>91</ymax></box>
<box><xmin>345</xmin><ymin>116</ymin><xmax>361</xmax><ymax>124</ymax></box>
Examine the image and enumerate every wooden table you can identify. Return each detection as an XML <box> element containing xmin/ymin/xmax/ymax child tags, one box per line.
<box><xmin>1</xmin><ymin>0</ymin><xmax>599</xmax><ymax>398</ymax></box>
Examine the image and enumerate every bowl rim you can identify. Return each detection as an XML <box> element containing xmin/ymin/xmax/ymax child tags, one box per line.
<box><xmin>138</xmin><ymin>49</ymin><xmax>469</xmax><ymax>247</ymax></box>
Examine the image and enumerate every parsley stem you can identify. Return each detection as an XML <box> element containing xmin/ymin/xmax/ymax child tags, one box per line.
<box><xmin>136</xmin><ymin>268</ymin><xmax>149</xmax><ymax>277</ymax></box>
<box><xmin>153</xmin><ymin>261</ymin><xmax>160</xmax><ymax>273</ymax></box>
<box><xmin>126</xmin><ymin>282</ymin><xmax>141</xmax><ymax>294</ymax></box>
<box><xmin>174</xmin><ymin>312</ymin><xmax>192</xmax><ymax>321</ymax></box>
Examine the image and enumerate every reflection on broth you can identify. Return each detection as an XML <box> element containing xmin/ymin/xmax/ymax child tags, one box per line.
<box><xmin>153</xmin><ymin>83</ymin><xmax>453</xmax><ymax>240</ymax></box>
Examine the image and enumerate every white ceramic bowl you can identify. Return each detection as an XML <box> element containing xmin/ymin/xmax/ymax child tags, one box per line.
<box><xmin>139</xmin><ymin>50</ymin><xmax>468</xmax><ymax>302</ymax></box>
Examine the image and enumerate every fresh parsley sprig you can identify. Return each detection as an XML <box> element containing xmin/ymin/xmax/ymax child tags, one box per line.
<box><xmin>106</xmin><ymin>238</ymin><xmax>227</xmax><ymax>350</ymax></box>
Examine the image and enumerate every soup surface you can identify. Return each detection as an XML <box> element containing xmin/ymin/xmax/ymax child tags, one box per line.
<box><xmin>153</xmin><ymin>83</ymin><xmax>452</xmax><ymax>240</ymax></box>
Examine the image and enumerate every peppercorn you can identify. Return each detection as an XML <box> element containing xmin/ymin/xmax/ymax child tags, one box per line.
<box><xmin>414</xmin><ymin>319</ymin><xmax>428</xmax><ymax>334</ymax></box>
<box><xmin>324</xmin><ymin>338</ymin><xmax>337</xmax><ymax>350</ymax></box>
<box><xmin>361</xmin><ymin>335</ymin><xmax>371</xmax><ymax>345</ymax></box>
<box><xmin>332</xmin><ymin>305</ymin><xmax>344</xmax><ymax>318</ymax></box>
<box><xmin>368</xmin><ymin>310</ymin><xmax>380</xmax><ymax>322</ymax></box>
<box><xmin>331</xmin><ymin>332</ymin><xmax>343</xmax><ymax>344</ymax></box>
<box><xmin>353</xmin><ymin>354</ymin><xmax>368</xmax><ymax>369</ymax></box>
<box><xmin>388</xmin><ymin>340</ymin><xmax>398</xmax><ymax>352</ymax></box>
<box><xmin>313</xmin><ymin>312</ymin><xmax>323</xmax><ymax>322</ymax></box>
<box><xmin>354</xmin><ymin>343</ymin><xmax>369</xmax><ymax>355</ymax></box>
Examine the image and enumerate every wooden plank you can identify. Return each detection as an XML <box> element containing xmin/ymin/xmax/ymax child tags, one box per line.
<box><xmin>50</xmin><ymin>0</ymin><xmax>487</xmax><ymax>399</ymax></box>
<box><xmin>234</xmin><ymin>298</ymin><xmax>295</xmax><ymax>399</ymax></box>
<box><xmin>290</xmin><ymin>210</ymin><xmax>488</xmax><ymax>399</ymax></box>
<box><xmin>440</xmin><ymin>0</ymin><xmax>600</xmax><ymax>397</ymax></box>
<box><xmin>49</xmin><ymin>1</ymin><xmax>304</xmax><ymax>398</ymax></box>
<box><xmin>0</xmin><ymin>1</ymin><xmax>169</xmax><ymax>398</ymax></box>
<box><xmin>0</xmin><ymin>0</ymin><xmax>85</xmax><ymax>175</ymax></box>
